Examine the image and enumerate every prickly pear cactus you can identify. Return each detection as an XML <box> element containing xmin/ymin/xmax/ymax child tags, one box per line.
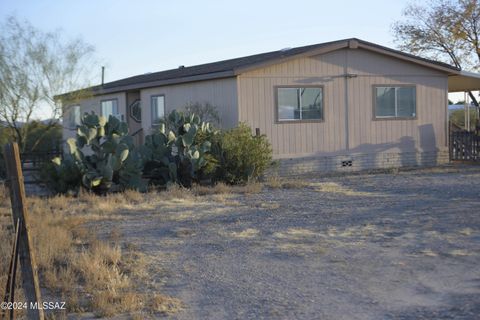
<box><xmin>142</xmin><ymin>109</ymin><xmax>217</xmax><ymax>187</ymax></box>
<box><xmin>65</xmin><ymin>112</ymin><xmax>144</xmax><ymax>193</ymax></box>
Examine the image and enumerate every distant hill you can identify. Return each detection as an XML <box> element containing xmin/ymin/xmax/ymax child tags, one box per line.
<box><xmin>0</xmin><ymin>120</ymin><xmax>25</xmax><ymax>128</ymax></box>
<box><xmin>448</xmin><ymin>104</ymin><xmax>474</xmax><ymax>116</ymax></box>
<box><xmin>0</xmin><ymin>118</ymin><xmax>61</xmax><ymax>128</ymax></box>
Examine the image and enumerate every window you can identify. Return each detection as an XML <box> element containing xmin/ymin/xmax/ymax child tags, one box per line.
<box><xmin>68</xmin><ymin>105</ymin><xmax>81</xmax><ymax>128</ymax></box>
<box><xmin>101</xmin><ymin>99</ymin><xmax>119</xmax><ymax>119</ymax></box>
<box><xmin>375</xmin><ymin>86</ymin><xmax>416</xmax><ymax>118</ymax></box>
<box><xmin>151</xmin><ymin>95</ymin><xmax>165</xmax><ymax>125</ymax></box>
<box><xmin>277</xmin><ymin>87</ymin><xmax>323</xmax><ymax>121</ymax></box>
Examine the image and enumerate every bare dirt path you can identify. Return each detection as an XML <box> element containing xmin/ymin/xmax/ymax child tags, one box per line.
<box><xmin>97</xmin><ymin>167</ymin><xmax>480</xmax><ymax>319</ymax></box>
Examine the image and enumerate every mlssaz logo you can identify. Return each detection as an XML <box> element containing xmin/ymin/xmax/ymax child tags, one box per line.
<box><xmin>30</xmin><ymin>302</ymin><xmax>66</xmax><ymax>310</ymax></box>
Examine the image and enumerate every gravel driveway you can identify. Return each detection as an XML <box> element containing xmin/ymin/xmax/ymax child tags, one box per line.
<box><xmin>101</xmin><ymin>166</ymin><xmax>480</xmax><ymax>319</ymax></box>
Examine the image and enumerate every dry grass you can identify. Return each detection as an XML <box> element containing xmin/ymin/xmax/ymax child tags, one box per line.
<box><xmin>265</xmin><ymin>176</ymin><xmax>310</xmax><ymax>189</ymax></box>
<box><xmin>191</xmin><ymin>181</ymin><xmax>264</xmax><ymax>196</ymax></box>
<box><xmin>459</xmin><ymin>228</ymin><xmax>474</xmax><ymax>236</ymax></box>
<box><xmin>324</xmin><ymin>224</ymin><xmax>385</xmax><ymax>239</ymax></box>
<box><xmin>0</xmin><ymin>186</ymin><xmax>180</xmax><ymax>318</ymax></box>
<box><xmin>276</xmin><ymin>243</ymin><xmax>327</xmax><ymax>256</ymax></box>
<box><xmin>191</xmin><ymin>182</ymin><xmax>232</xmax><ymax>196</ymax></box>
<box><xmin>419</xmin><ymin>249</ymin><xmax>438</xmax><ymax>257</ymax></box>
<box><xmin>273</xmin><ymin>228</ymin><xmax>318</xmax><ymax>239</ymax></box>
<box><xmin>230</xmin><ymin>228</ymin><xmax>260</xmax><ymax>239</ymax></box>
<box><xmin>271</xmin><ymin>228</ymin><xmax>327</xmax><ymax>256</ymax></box>
<box><xmin>311</xmin><ymin>182</ymin><xmax>380</xmax><ymax>197</ymax></box>
<box><xmin>150</xmin><ymin>293</ymin><xmax>183</xmax><ymax>315</ymax></box>
<box><xmin>449</xmin><ymin>249</ymin><xmax>473</xmax><ymax>256</ymax></box>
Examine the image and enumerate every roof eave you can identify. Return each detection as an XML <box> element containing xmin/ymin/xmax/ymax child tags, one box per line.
<box><xmin>356</xmin><ymin>42</ymin><xmax>460</xmax><ymax>74</ymax></box>
<box><xmin>448</xmin><ymin>70</ymin><xmax>480</xmax><ymax>92</ymax></box>
<box><xmin>233</xmin><ymin>40</ymin><xmax>350</xmax><ymax>75</ymax></box>
<box><xmin>233</xmin><ymin>39</ymin><xmax>460</xmax><ymax>76</ymax></box>
<box><xmin>55</xmin><ymin>70</ymin><xmax>236</xmax><ymax>100</ymax></box>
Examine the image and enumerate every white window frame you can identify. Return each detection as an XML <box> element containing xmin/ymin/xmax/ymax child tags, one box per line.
<box><xmin>151</xmin><ymin>95</ymin><xmax>165</xmax><ymax>125</ymax></box>
<box><xmin>100</xmin><ymin>99</ymin><xmax>119</xmax><ymax>119</ymax></box>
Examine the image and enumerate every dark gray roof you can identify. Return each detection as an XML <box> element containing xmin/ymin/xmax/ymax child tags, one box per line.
<box><xmin>57</xmin><ymin>38</ymin><xmax>460</xmax><ymax>98</ymax></box>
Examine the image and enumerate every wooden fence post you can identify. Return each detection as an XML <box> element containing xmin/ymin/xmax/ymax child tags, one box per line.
<box><xmin>3</xmin><ymin>143</ymin><xmax>44</xmax><ymax>320</ymax></box>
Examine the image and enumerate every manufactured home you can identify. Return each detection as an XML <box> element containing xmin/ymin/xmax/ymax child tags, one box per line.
<box><xmin>58</xmin><ymin>38</ymin><xmax>480</xmax><ymax>174</ymax></box>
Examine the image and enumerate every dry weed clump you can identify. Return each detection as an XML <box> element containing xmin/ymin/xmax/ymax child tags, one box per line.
<box><xmin>265</xmin><ymin>176</ymin><xmax>310</xmax><ymax>189</ymax></box>
<box><xmin>311</xmin><ymin>181</ymin><xmax>380</xmax><ymax>197</ymax></box>
<box><xmin>191</xmin><ymin>182</ymin><xmax>232</xmax><ymax>196</ymax></box>
<box><xmin>191</xmin><ymin>181</ymin><xmax>267</xmax><ymax>196</ymax></box>
<box><xmin>150</xmin><ymin>293</ymin><xmax>183</xmax><ymax>315</ymax></box>
<box><xmin>0</xmin><ymin>186</ymin><xmax>180</xmax><ymax>318</ymax></box>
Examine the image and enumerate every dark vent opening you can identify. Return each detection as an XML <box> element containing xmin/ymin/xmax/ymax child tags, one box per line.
<box><xmin>341</xmin><ymin>160</ymin><xmax>353</xmax><ymax>167</ymax></box>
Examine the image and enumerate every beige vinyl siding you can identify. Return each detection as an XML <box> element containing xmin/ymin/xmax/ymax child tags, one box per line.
<box><xmin>238</xmin><ymin>48</ymin><xmax>448</xmax><ymax>158</ymax></box>
<box><xmin>140</xmin><ymin>77</ymin><xmax>238</xmax><ymax>133</ymax></box>
<box><xmin>238</xmin><ymin>50</ymin><xmax>347</xmax><ymax>158</ymax></box>
<box><xmin>346</xmin><ymin>48</ymin><xmax>447</xmax><ymax>153</ymax></box>
<box><xmin>62</xmin><ymin>92</ymin><xmax>127</xmax><ymax>140</ymax></box>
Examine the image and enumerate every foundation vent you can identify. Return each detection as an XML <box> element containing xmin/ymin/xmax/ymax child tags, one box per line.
<box><xmin>341</xmin><ymin>160</ymin><xmax>353</xmax><ymax>167</ymax></box>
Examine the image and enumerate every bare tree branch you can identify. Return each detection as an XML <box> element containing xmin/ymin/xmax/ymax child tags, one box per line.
<box><xmin>0</xmin><ymin>16</ymin><xmax>96</xmax><ymax>151</ymax></box>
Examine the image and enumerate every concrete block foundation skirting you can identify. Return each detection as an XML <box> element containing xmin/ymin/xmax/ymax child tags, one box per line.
<box><xmin>270</xmin><ymin>150</ymin><xmax>450</xmax><ymax>177</ymax></box>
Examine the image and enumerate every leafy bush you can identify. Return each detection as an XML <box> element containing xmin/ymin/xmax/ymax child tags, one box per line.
<box><xmin>450</xmin><ymin>108</ymin><xmax>479</xmax><ymax>131</ymax></box>
<box><xmin>90</xmin><ymin>111</ymin><xmax>272</xmax><ymax>189</ymax></box>
<box><xmin>38</xmin><ymin>155</ymin><xmax>82</xmax><ymax>195</ymax></box>
<box><xmin>22</xmin><ymin>121</ymin><xmax>62</xmax><ymax>152</ymax></box>
<box><xmin>215</xmin><ymin>123</ymin><xmax>272</xmax><ymax>184</ymax></box>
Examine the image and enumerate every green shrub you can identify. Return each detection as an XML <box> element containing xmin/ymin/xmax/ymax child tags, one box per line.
<box><xmin>38</xmin><ymin>156</ymin><xmax>82</xmax><ymax>195</ymax></box>
<box><xmin>184</xmin><ymin>102</ymin><xmax>220</xmax><ymax>125</ymax></box>
<box><xmin>216</xmin><ymin>123</ymin><xmax>272</xmax><ymax>184</ymax></box>
<box><xmin>22</xmin><ymin>121</ymin><xmax>62</xmax><ymax>152</ymax></box>
<box><xmin>449</xmin><ymin>108</ymin><xmax>479</xmax><ymax>131</ymax></box>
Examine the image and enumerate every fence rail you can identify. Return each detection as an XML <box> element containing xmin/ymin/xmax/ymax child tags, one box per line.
<box><xmin>450</xmin><ymin>130</ymin><xmax>480</xmax><ymax>161</ymax></box>
<box><xmin>17</xmin><ymin>150</ymin><xmax>62</xmax><ymax>186</ymax></box>
<box><xmin>20</xmin><ymin>150</ymin><xmax>62</xmax><ymax>170</ymax></box>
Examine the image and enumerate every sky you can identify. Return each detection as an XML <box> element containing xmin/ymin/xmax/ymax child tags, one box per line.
<box><xmin>0</xmin><ymin>0</ymin><xmax>413</xmax><ymax>83</ymax></box>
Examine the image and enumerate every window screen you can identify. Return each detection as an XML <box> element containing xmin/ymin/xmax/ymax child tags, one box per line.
<box><xmin>277</xmin><ymin>87</ymin><xmax>323</xmax><ymax>121</ymax></box>
<box><xmin>375</xmin><ymin>86</ymin><xmax>415</xmax><ymax>118</ymax></box>
<box><xmin>101</xmin><ymin>99</ymin><xmax>119</xmax><ymax>119</ymax></box>
<box><xmin>151</xmin><ymin>95</ymin><xmax>165</xmax><ymax>124</ymax></box>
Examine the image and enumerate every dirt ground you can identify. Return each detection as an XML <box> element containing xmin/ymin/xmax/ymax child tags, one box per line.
<box><xmin>92</xmin><ymin>166</ymin><xmax>480</xmax><ymax>320</ymax></box>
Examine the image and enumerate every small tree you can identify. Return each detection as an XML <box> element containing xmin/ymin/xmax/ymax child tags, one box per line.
<box><xmin>0</xmin><ymin>16</ymin><xmax>96</xmax><ymax>152</ymax></box>
<box><xmin>184</xmin><ymin>102</ymin><xmax>220</xmax><ymax>125</ymax></box>
<box><xmin>450</xmin><ymin>108</ymin><xmax>479</xmax><ymax>130</ymax></box>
